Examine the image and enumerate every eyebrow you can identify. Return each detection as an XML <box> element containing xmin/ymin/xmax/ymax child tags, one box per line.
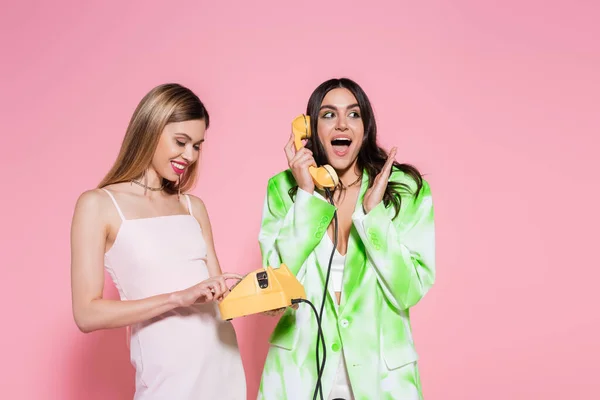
<box><xmin>175</xmin><ymin>133</ymin><xmax>205</xmax><ymax>143</ymax></box>
<box><xmin>319</xmin><ymin>103</ymin><xmax>360</xmax><ymax>111</ymax></box>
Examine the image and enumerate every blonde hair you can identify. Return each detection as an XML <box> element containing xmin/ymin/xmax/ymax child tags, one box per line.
<box><xmin>98</xmin><ymin>83</ymin><xmax>209</xmax><ymax>195</ymax></box>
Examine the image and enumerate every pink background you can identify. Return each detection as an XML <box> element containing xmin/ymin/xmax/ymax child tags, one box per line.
<box><xmin>1</xmin><ymin>1</ymin><xmax>599</xmax><ymax>399</ymax></box>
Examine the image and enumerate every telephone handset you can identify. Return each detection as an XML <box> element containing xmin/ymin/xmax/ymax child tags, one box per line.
<box><xmin>291</xmin><ymin>114</ymin><xmax>339</xmax><ymax>190</ymax></box>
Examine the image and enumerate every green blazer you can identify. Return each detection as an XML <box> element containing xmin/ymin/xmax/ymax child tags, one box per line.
<box><xmin>257</xmin><ymin>168</ymin><xmax>435</xmax><ymax>400</ymax></box>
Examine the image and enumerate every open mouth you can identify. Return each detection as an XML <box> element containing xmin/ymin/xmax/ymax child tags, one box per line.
<box><xmin>331</xmin><ymin>137</ymin><xmax>352</xmax><ymax>156</ymax></box>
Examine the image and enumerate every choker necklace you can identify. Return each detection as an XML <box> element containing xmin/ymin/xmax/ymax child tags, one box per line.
<box><xmin>339</xmin><ymin>175</ymin><xmax>362</xmax><ymax>189</ymax></box>
<box><xmin>131</xmin><ymin>179</ymin><xmax>164</xmax><ymax>191</ymax></box>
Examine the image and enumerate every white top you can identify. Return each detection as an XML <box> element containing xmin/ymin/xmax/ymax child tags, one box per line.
<box><xmin>330</xmin><ymin>249</ymin><xmax>346</xmax><ymax>292</ymax></box>
<box><xmin>101</xmin><ymin>189</ymin><xmax>246</xmax><ymax>399</ymax></box>
<box><xmin>304</xmin><ymin>189</ymin><xmax>348</xmax><ymax>293</ymax></box>
<box><xmin>324</xmin><ymin>232</ymin><xmax>346</xmax><ymax>292</ymax></box>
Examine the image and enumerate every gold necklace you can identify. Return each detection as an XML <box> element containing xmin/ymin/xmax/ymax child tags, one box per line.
<box><xmin>131</xmin><ymin>179</ymin><xmax>164</xmax><ymax>191</ymax></box>
<box><xmin>339</xmin><ymin>175</ymin><xmax>362</xmax><ymax>189</ymax></box>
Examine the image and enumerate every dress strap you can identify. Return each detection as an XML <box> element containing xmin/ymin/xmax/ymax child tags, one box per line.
<box><xmin>185</xmin><ymin>194</ymin><xmax>194</xmax><ymax>217</ymax></box>
<box><xmin>102</xmin><ymin>189</ymin><xmax>126</xmax><ymax>221</ymax></box>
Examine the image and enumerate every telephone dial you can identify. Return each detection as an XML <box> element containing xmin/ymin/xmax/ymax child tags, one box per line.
<box><xmin>217</xmin><ymin>263</ymin><xmax>306</xmax><ymax>321</ymax></box>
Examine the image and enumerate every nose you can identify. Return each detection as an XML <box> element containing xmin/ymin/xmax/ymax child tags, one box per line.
<box><xmin>181</xmin><ymin>145</ymin><xmax>195</xmax><ymax>162</ymax></box>
<box><xmin>335</xmin><ymin>115</ymin><xmax>348</xmax><ymax>131</ymax></box>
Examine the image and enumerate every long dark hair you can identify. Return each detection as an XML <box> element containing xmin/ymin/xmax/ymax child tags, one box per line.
<box><xmin>289</xmin><ymin>78</ymin><xmax>422</xmax><ymax>218</ymax></box>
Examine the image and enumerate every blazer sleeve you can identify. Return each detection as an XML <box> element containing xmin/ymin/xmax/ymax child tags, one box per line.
<box><xmin>352</xmin><ymin>178</ymin><xmax>435</xmax><ymax>311</ymax></box>
<box><xmin>258</xmin><ymin>178</ymin><xmax>336</xmax><ymax>276</ymax></box>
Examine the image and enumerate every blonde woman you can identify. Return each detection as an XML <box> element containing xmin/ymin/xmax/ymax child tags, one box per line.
<box><xmin>70</xmin><ymin>83</ymin><xmax>246</xmax><ymax>399</ymax></box>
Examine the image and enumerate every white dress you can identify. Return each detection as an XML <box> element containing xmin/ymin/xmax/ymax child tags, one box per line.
<box><xmin>102</xmin><ymin>190</ymin><xmax>246</xmax><ymax>399</ymax></box>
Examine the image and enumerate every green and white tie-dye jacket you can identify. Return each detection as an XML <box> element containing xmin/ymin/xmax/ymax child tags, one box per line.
<box><xmin>257</xmin><ymin>167</ymin><xmax>435</xmax><ymax>400</ymax></box>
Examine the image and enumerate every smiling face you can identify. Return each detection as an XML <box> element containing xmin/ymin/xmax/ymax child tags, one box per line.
<box><xmin>151</xmin><ymin>119</ymin><xmax>206</xmax><ymax>182</ymax></box>
<box><xmin>316</xmin><ymin>88</ymin><xmax>365</xmax><ymax>173</ymax></box>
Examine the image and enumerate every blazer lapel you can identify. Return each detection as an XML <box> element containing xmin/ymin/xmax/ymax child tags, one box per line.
<box><xmin>339</xmin><ymin>170</ymin><xmax>369</xmax><ymax>313</ymax></box>
<box><xmin>312</xmin><ymin>190</ymin><xmax>340</xmax><ymax>317</ymax></box>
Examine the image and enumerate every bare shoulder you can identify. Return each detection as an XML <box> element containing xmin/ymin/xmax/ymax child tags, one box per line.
<box><xmin>186</xmin><ymin>194</ymin><xmax>207</xmax><ymax>212</ymax></box>
<box><xmin>71</xmin><ymin>189</ymin><xmax>115</xmax><ymax>237</ymax></box>
<box><xmin>74</xmin><ymin>188</ymin><xmax>112</xmax><ymax>216</ymax></box>
<box><xmin>185</xmin><ymin>194</ymin><xmax>210</xmax><ymax>222</ymax></box>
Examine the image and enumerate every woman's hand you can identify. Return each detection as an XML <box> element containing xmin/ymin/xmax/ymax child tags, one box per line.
<box><xmin>363</xmin><ymin>147</ymin><xmax>397</xmax><ymax>214</ymax></box>
<box><xmin>174</xmin><ymin>273</ymin><xmax>243</xmax><ymax>307</ymax></box>
<box><xmin>284</xmin><ymin>134</ymin><xmax>316</xmax><ymax>194</ymax></box>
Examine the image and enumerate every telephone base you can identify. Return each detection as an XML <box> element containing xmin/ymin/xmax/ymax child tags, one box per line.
<box><xmin>218</xmin><ymin>264</ymin><xmax>306</xmax><ymax>321</ymax></box>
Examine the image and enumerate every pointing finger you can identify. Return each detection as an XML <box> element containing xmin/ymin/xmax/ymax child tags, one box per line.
<box><xmin>221</xmin><ymin>273</ymin><xmax>244</xmax><ymax>281</ymax></box>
